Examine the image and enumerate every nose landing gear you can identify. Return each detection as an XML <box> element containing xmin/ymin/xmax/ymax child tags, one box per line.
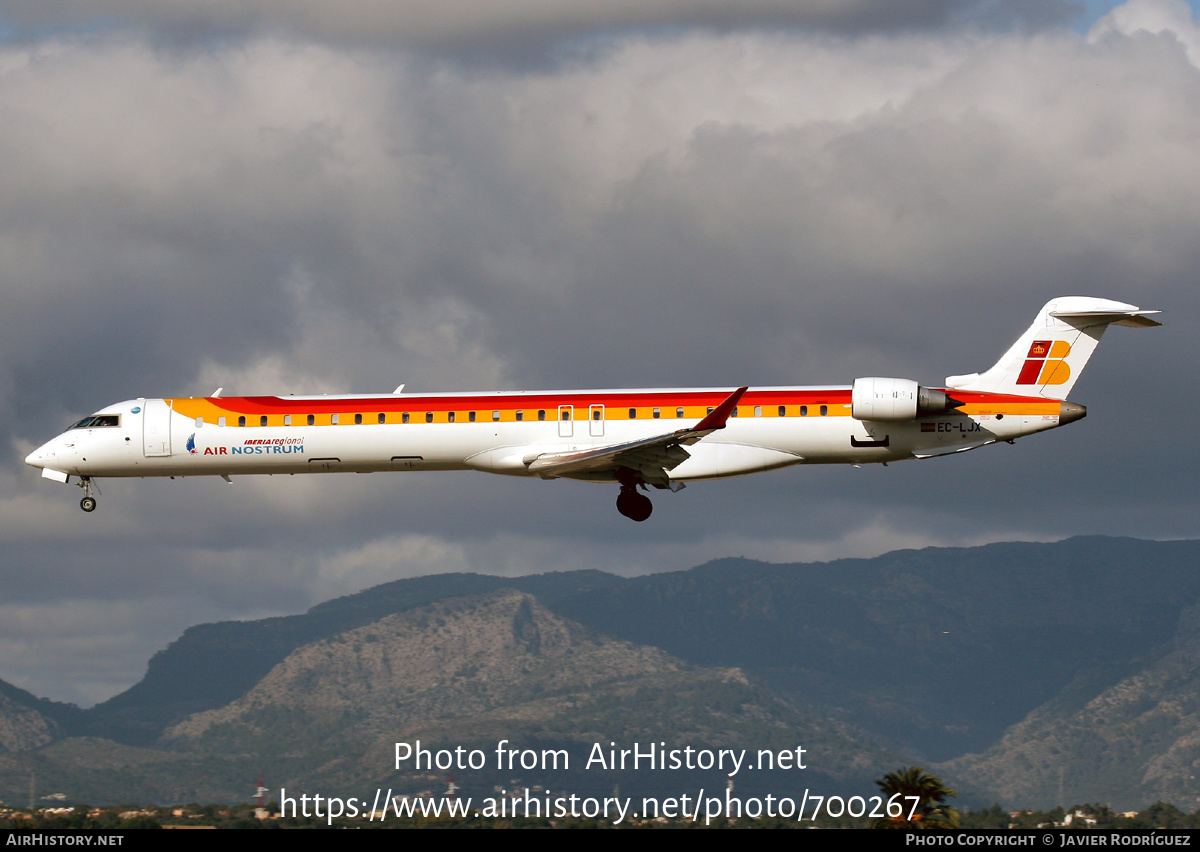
<box><xmin>616</xmin><ymin>482</ymin><xmax>653</xmax><ymax>522</ymax></box>
<box><xmin>77</xmin><ymin>476</ymin><xmax>99</xmax><ymax>512</ymax></box>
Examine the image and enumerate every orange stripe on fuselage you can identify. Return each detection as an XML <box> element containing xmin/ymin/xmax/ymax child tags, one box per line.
<box><xmin>166</xmin><ymin>387</ymin><xmax>1059</xmax><ymax>426</ymax></box>
<box><xmin>947</xmin><ymin>390</ymin><xmax>1061</xmax><ymax>417</ymax></box>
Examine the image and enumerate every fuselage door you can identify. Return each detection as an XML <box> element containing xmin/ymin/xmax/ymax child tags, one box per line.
<box><xmin>558</xmin><ymin>405</ymin><xmax>573</xmax><ymax>438</ymax></box>
<box><xmin>143</xmin><ymin>398</ymin><xmax>173</xmax><ymax>457</ymax></box>
<box><xmin>589</xmin><ymin>404</ymin><xmax>605</xmax><ymax>437</ymax></box>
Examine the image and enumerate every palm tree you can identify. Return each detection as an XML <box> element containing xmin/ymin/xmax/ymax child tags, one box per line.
<box><xmin>874</xmin><ymin>766</ymin><xmax>959</xmax><ymax>829</ymax></box>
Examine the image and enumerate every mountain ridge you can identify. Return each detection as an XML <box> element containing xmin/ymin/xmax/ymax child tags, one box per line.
<box><xmin>4</xmin><ymin>535</ymin><xmax>1200</xmax><ymax>808</ymax></box>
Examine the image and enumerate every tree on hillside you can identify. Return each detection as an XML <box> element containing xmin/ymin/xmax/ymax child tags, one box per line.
<box><xmin>874</xmin><ymin>766</ymin><xmax>959</xmax><ymax>829</ymax></box>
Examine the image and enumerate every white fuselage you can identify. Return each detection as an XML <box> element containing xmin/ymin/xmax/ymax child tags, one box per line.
<box><xmin>25</xmin><ymin>385</ymin><xmax>1067</xmax><ymax>484</ymax></box>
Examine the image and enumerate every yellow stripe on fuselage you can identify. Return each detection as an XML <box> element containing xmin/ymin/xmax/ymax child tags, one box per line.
<box><xmin>166</xmin><ymin>398</ymin><xmax>859</xmax><ymax>426</ymax></box>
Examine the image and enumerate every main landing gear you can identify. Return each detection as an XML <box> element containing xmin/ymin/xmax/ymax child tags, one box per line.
<box><xmin>616</xmin><ymin>482</ymin><xmax>653</xmax><ymax>522</ymax></box>
<box><xmin>78</xmin><ymin>476</ymin><xmax>99</xmax><ymax>512</ymax></box>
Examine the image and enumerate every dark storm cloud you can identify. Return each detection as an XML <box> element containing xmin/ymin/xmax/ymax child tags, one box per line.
<box><xmin>1</xmin><ymin>0</ymin><xmax>1197</xmax><ymax>702</ymax></box>
<box><xmin>0</xmin><ymin>0</ymin><xmax>1082</xmax><ymax>57</ymax></box>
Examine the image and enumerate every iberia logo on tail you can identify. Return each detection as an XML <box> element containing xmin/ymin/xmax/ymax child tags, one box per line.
<box><xmin>1017</xmin><ymin>340</ymin><xmax>1071</xmax><ymax>386</ymax></box>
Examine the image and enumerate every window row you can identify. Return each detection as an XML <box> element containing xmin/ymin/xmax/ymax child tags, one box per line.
<box><xmin>204</xmin><ymin>410</ymin><xmax>556</xmax><ymax>427</ymax></box>
<box><xmin>197</xmin><ymin>404</ymin><xmax>833</xmax><ymax>428</ymax></box>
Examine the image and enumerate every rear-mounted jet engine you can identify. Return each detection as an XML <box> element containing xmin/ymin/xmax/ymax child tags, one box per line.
<box><xmin>851</xmin><ymin>377</ymin><xmax>962</xmax><ymax>421</ymax></box>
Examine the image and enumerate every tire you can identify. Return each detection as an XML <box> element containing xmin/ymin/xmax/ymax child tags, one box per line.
<box><xmin>80</xmin><ymin>496</ymin><xmax>97</xmax><ymax>513</ymax></box>
<box><xmin>616</xmin><ymin>490</ymin><xmax>653</xmax><ymax>522</ymax></box>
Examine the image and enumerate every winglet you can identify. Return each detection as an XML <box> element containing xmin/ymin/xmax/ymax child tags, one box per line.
<box><xmin>692</xmin><ymin>387</ymin><xmax>748</xmax><ymax>432</ymax></box>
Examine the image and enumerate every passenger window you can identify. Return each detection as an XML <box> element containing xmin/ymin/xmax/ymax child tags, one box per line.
<box><xmin>238</xmin><ymin>416</ymin><xmax>246</xmax><ymax>427</ymax></box>
<box><xmin>426</xmin><ymin>412</ymin><xmax>433</xmax><ymax>423</ymax></box>
<box><xmin>284</xmin><ymin>415</ymin><xmax>292</xmax><ymax>426</ymax></box>
<box><xmin>448</xmin><ymin>412</ymin><xmax>456</xmax><ymax>423</ymax></box>
<box><xmin>307</xmin><ymin>414</ymin><xmax>315</xmax><ymax>425</ymax></box>
<box><xmin>195</xmin><ymin>417</ymin><xmax>203</xmax><ymax>427</ymax></box>
<box><xmin>778</xmin><ymin>405</ymin><xmax>786</xmax><ymax>417</ymax></box>
<box><xmin>218</xmin><ymin>416</ymin><xmax>226</xmax><ymax>427</ymax></box>
<box><xmin>402</xmin><ymin>412</ymin><xmax>410</xmax><ymax>423</ymax></box>
<box><xmin>355</xmin><ymin>413</ymin><xmax>363</xmax><ymax>424</ymax></box>
<box><xmin>332</xmin><ymin>414</ymin><xmax>339</xmax><ymax>425</ymax></box>
<box><xmin>800</xmin><ymin>406</ymin><xmax>808</xmax><ymax>417</ymax></box>
<box><xmin>820</xmin><ymin>405</ymin><xmax>828</xmax><ymax>416</ymax></box>
<box><xmin>538</xmin><ymin>410</ymin><xmax>545</xmax><ymax>421</ymax></box>
<box><xmin>378</xmin><ymin>413</ymin><xmax>386</xmax><ymax>424</ymax></box>
<box><xmin>677</xmin><ymin>407</ymin><xmax>684</xmax><ymax>418</ymax></box>
<box><xmin>732</xmin><ymin>407</ymin><xmax>739</xmax><ymax>417</ymax></box>
<box><xmin>629</xmin><ymin>409</ymin><xmax>636</xmax><ymax>419</ymax></box>
<box><xmin>469</xmin><ymin>411</ymin><xmax>476</xmax><ymax>422</ymax></box>
<box><xmin>754</xmin><ymin>406</ymin><xmax>762</xmax><ymax>417</ymax></box>
<box><xmin>260</xmin><ymin>415</ymin><xmax>268</xmax><ymax>427</ymax></box>
<box><xmin>516</xmin><ymin>410</ymin><xmax>524</xmax><ymax>421</ymax></box>
<box><xmin>707</xmin><ymin>407</ymin><xmax>714</xmax><ymax>415</ymax></box>
<box><xmin>653</xmin><ymin>408</ymin><xmax>661</xmax><ymax>419</ymax></box>
<box><xmin>492</xmin><ymin>411</ymin><xmax>500</xmax><ymax>421</ymax></box>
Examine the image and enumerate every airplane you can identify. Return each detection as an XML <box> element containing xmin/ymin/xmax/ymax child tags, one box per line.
<box><xmin>24</xmin><ymin>296</ymin><xmax>1160</xmax><ymax>521</ymax></box>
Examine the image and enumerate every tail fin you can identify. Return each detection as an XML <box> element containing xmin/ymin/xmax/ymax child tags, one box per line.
<box><xmin>945</xmin><ymin>296</ymin><xmax>1161</xmax><ymax>399</ymax></box>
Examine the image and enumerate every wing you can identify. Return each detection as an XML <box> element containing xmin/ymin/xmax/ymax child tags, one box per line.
<box><xmin>524</xmin><ymin>386</ymin><xmax>748</xmax><ymax>489</ymax></box>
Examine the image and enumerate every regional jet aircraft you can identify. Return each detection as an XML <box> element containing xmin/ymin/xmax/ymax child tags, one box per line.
<box><xmin>24</xmin><ymin>297</ymin><xmax>1160</xmax><ymax>521</ymax></box>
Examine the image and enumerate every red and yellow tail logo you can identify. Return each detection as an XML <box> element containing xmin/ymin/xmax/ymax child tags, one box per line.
<box><xmin>1017</xmin><ymin>340</ymin><xmax>1071</xmax><ymax>385</ymax></box>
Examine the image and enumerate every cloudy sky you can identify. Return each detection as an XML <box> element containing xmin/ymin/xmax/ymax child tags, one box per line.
<box><xmin>1</xmin><ymin>0</ymin><xmax>1196</xmax><ymax>705</ymax></box>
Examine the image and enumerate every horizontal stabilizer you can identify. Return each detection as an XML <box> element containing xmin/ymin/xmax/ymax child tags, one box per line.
<box><xmin>1049</xmin><ymin>309</ymin><xmax>1162</xmax><ymax>328</ymax></box>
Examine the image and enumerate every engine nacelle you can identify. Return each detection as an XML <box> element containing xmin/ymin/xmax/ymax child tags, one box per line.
<box><xmin>851</xmin><ymin>377</ymin><xmax>954</xmax><ymax>422</ymax></box>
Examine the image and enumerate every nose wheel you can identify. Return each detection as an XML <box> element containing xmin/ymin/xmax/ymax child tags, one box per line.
<box><xmin>77</xmin><ymin>476</ymin><xmax>99</xmax><ymax>512</ymax></box>
<box><xmin>616</xmin><ymin>483</ymin><xmax>653</xmax><ymax>522</ymax></box>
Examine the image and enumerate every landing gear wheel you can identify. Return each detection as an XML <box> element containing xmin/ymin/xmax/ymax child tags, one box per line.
<box><xmin>616</xmin><ymin>488</ymin><xmax>653</xmax><ymax>522</ymax></box>
<box><xmin>77</xmin><ymin>476</ymin><xmax>99</xmax><ymax>512</ymax></box>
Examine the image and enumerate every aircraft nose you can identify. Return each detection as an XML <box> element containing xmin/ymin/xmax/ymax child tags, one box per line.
<box><xmin>25</xmin><ymin>439</ymin><xmax>56</xmax><ymax>469</ymax></box>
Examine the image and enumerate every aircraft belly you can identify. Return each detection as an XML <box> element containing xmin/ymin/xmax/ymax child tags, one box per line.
<box><xmin>860</xmin><ymin>419</ymin><xmax>990</xmax><ymax>461</ymax></box>
<box><xmin>671</xmin><ymin>442</ymin><xmax>803</xmax><ymax>480</ymax></box>
<box><xmin>899</xmin><ymin>413</ymin><xmax>1057</xmax><ymax>458</ymax></box>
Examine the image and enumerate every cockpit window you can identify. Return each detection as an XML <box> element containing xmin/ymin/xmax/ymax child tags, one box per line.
<box><xmin>70</xmin><ymin>415</ymin><xmax>120</xmax><ymax>429</ymax></box>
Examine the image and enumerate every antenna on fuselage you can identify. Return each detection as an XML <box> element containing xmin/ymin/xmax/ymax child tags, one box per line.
<box><xmin>393</xmin><ymin>384</ymin><xmax>405</xmax><ymax>394</ymax></box>
<box><xmin>212</xmin><ymin>388</ymin><xmax>223</xmax><ymax>398</ymax></box>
